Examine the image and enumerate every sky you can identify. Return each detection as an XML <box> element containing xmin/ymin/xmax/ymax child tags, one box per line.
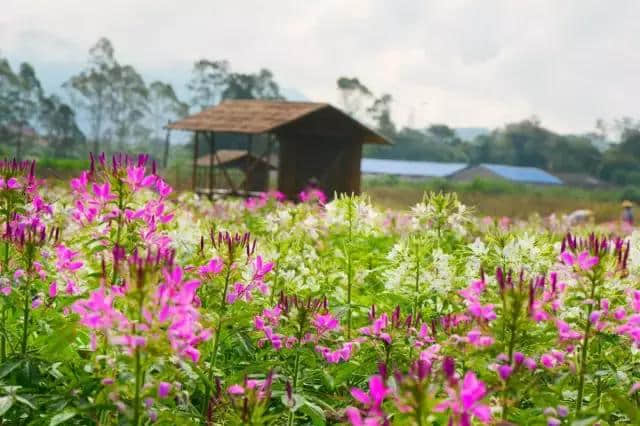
<box><xmin>2</xmin><ymin>0</ymin><xmax>640</xmax><ymax>134</ymax></box>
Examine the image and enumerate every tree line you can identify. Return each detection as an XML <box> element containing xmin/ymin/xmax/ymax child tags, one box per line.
<box><xmin>338</xmin><ymin>78</ymin><xmax>640</xmax><ymax>186</ymax></box>
<box><xmin>0</xmin><ymin>37</ymin><xmax>282</xmax><ymax>166</ymax></box>
<box><xmin>2</xmin><ymin>37</ymin><xmax>640</xmax><ymax>185</ymax></box>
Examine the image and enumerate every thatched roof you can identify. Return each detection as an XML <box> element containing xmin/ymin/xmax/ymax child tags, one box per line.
<box><xmin>168</xmin><ymin>99</ymin><xmax>390</xmax><ymax>145</ymax></box>
<box><xmin>196</xmin><ymin>149</ymin><xmax>275</xmax><ymax>169</ymax></box>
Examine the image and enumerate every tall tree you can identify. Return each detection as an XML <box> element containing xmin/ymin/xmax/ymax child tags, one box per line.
<box><xmin>0</xmin><ymin>62</ymin><xmax>43</xmax><ymax>160</ymax></box>
<box><xmin>64</xmin><ymin>37</ymin><xmax>117</xmax><ymax>154</ymax></box>
<box><xmin>39</xmin><ymin>94</ymin><xmax>85</xmax><ymax>157</ymax></box>
<box><xmin>367</xmin><ymin>93</ymin><xmax>396</xmax><ymax>137</ymax></box>
<box><xmin>337</xmin><ymin>77</ymin><xmax>372</xmax><ymax>118</ymax></box>
<box><xmin>107</xmin><ymin>64</ymin><xmax>149</xmax><ymax>151</ymax></box>
<box><xmin>187</xmin><ymin>60</ymin><xmax>230</xmax><ymax>110</ymax></box>
<box><xmin>148</xmin><ymin>81</ymin><xmax>188</xmax><ymax>167</ymax></box>
<box><xmin>222</xmin><ymin>69</ymin><xmax>282</xmax><ymax>100</ymax></box>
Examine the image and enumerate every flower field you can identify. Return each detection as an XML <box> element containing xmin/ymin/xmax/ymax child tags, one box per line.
<box><xmin>2</xmin><ymin>154</ymin><xmax>640</xmax><ymax>425</ymax></box>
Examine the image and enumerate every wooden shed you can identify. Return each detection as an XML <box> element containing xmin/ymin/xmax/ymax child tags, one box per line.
<box><xmin>167</xmin><ymin>99</ymin><xmax>390</xmax><ymax>199</ymax></box>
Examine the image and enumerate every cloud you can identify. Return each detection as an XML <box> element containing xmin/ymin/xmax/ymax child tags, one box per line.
<box><xmin>3</xmin><ymin>0</ymin><xmax>640</xmax><ymax>133</ymax></box>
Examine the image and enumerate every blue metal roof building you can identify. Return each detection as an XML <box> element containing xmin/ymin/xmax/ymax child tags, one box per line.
<box><xmin>450</xmin><ymin>163</ymin><xmax>563</xmax><ymax>185</ymax></box>
<box><xmin>361</xmin><ymin>158</ymin><xmax>564</xmax><ymax>185</ymax></box>
<box><xmin>361</xmin><ymin>158</ymin><xmax>467</xmax><ymax>178</ymax></box>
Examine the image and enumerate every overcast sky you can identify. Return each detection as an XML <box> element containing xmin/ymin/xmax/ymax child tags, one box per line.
<box><xmin>2</xmin><ymin>0</ymin><xmax>639</xmax><ymax>134</ymax></box>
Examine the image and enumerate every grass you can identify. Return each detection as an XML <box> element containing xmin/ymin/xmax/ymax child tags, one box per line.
<box><xmin>362</xmin><ymin>177</ymin><xmax>628</xmax><ymax>222</ymax></box>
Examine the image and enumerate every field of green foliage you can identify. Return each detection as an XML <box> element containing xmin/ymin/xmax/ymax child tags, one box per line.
<box><xmin>2</xmin><ymin>154</ymin><xmax>640</xmax><ymax>425</ymax></box>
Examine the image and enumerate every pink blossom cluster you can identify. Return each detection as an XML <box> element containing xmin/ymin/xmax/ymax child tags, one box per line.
<box><xmin>298</xmin><ymin>187</ymin><xmax>327</xmax><ymax>204</ymax></box>
<box><xmin>244</xmin><ymin>190</ymin><xmax>286</xmax><ymax>210</ymax></box>
<box><xmin>226</xmin><ymin>256</ymin><xmax>273</xmax><ymax>304</ymax></box>
<box><xmin>73</xmin><ymin>261</ymin><xmax>210</xmax><ymax>361</ymax></box>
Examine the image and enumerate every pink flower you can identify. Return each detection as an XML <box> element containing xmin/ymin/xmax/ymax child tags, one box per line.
<box><xmin>468</xmin><ymin>302</ymin><xmax>496</xmax><ymax>321</ymax></box>
<box><xmin>556</xmin><ymin>319</ymin><xmax>581</xmax><ymax>341</ymax></box>
<box><xmin>158</xmin><ymin>381</ymin><xmax>171</xmax><ymax>398</ymax></box>
<box><xmin>228</xmin><ymin>384</ymin><xmax>245</xmax><ymax>395</ymax></box>
<box><xmin>435</xmin><ymin>371</ymin><xmax>491</xmax><ymax>424</ymax></box>
<box><xmin>350</xmin><ymin>375</ymin><xmax>389</xmax><ymax>417</ymax></box>
<box><xmin>360</xmin><ymin>314</ymin><xmax>391</xmax><ymax>345</ymax></box>
<box><xmin>92</xmin><ymin>182</ymin><xmax>115</xmax><ymax>202</ymax></box>
<box><xmin>344</xmin><ymin>406</ymin><xmax>383</xmax><ymax>426</ymax></box>
<box><xmin>577</xmin><ymin>251</ymin><xmax>599</xmax><ymax>270</ymax></box>
<box><xmin>497</xmin><ymin>365</ymin><xmax>513</xmax><ymax>381</ymax></box>
<box><xmin>55</xmin><ymin>245</ymin><xmax>84</xmax><ymax>272</ymax></box>
<box><xmin>155</xmin><ymin>178</ymin><xmax>173</xmax><ymax>198</ymax></box>
<box><xmin>316</xmin><ymin>342</ymin><xmax>355</xmax><ymax>363</ymax></box>
<box><xmin>523</xmin><ymin>357</ymin><xmax>537</xmax><ymax>370</ymax></box>
<box><xmin>6</xmin><ymin>178</ymin><xmax>21</xmax><ymax>190</ymax></box>
<box><xmin>560</xmin><ymin>250</ymin><xmax>598</xmax><ymax>271</ymax></box>
<box><xmin>198</xmin><ymin>258</ymin><xmax>224</xmax><ymax>277</ymax></box>
<box><xmin>466</xmin><ymin>329</ymin><xmax>494</xmax><ymax>347</ymax></box>
<box><xmin>541</xmin><ymin>354</ymin><xmax>557</xmax><ymax>369</ymax></box>
<box><xmin>70</xmin><ymin>171</ymin><xmax>88</xmax><ymax>194</ymax></box>
<box><xmin>31</xmin><ymin>297</ymin><xmax>43</xmax><ymax>309</ymax></box>
<box><xmin>312</xmin><ymin>312</ymin><xmax>340</xmax><ymax>335</ymax></box>
<box><xmin>126</xmin><ymin>166</ymin><xmax>156</xmax><ymax>190</ymax></box>
<box><xmin>49</xmin><ymin>282</ymin><xmax>57</xmax><ymax>299</ymax></box>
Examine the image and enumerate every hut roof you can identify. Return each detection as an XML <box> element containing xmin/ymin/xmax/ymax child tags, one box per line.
<box><xmin>196</xmin><ymin>149</ymin><xmax>276</xmax><ymax>169</ymax></box>
<box><xmin>362</xmin><ymin>158</ymin><xmax>467</xmax><ymax>178</ymax></box>
<box><xmin>168</xmin><ymin>99</ymin><xmax>390</xmax><ymax>144</ymax></box>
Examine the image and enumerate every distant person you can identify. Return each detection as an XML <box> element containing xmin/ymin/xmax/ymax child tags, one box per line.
<box><xmin>622</xmin><ymin>200</ymin><xmax>634</xmax><ymax>225</ymax></box>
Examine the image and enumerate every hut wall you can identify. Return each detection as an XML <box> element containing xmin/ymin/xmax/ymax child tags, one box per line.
<box><xmin>246</xmin><ymin>163</ymin><xmax>269</xmax><ymax>192</ymax></box>
<box><xmin>277</xmin><ymin>133</ymin><xmax>362</xmax><ymax>199</ymax></box>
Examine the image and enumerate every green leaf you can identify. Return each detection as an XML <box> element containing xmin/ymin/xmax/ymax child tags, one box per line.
<box><xmin>0</xmin><ymin>396</ymin><xmax>13</xmax><ymax>416</ymax></box>
<box><xmin>571</xmin><ymin>417</ymin><xmax>599</xmax><ymax>426</ymax></box>
<box><xmin>15</xmin><ymin>395</ymin><xmax>35</xmax><ymax>409</ymax></box>
<box><xmin>0</xmin><ymin>359</ymin><xmax>23</xmax><ymax>379</ymax></box>
<box><xmin>50</xmin><ymin>409</ymin><xmax>77</xmax><ymax>426</ymax></box>
<box><xmin>300</xmin><ymin>400</ymin><xmax>326</xmax><ymax>426</ymax></box>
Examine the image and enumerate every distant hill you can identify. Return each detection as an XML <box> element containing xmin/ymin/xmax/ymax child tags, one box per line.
<box><xmin>454</xmin><ymin>127</ymin><xmax>490</xmax><ymax>142</ymax></box>
<box><xmin>280</xmin><ymin>88</ymin><xmax>308</xmax><ymax>102</ymax></box>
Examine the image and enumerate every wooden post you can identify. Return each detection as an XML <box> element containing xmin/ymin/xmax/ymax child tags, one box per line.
<box><xmin>192</xmin><ymin>131</ymin><xmax>200</xmax><ymax>192</ymax></box>
<box><xmin>266</xmin><ymin>134</ymin><xmax>274</xmax><ymax>190</ymax></box>
<box><xmin>245</xmin><ymin>134</ymin><xmax>253</xmax><ymax>192</ymax></box>
<box><xmin>163</xmin><ymin>121</ymin><xmax>171</xmax><ymax>169</ymax></box>
<box><xmin>208</xmin><ymin>132</ymin><xmax>215</xmax><ymax>199</ymax></box>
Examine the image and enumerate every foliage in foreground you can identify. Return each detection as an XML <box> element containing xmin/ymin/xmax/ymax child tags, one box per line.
<box><xmin>2</xmin><ymin>154</ymin><xmax>640</xmax><ymax>425</ymax></box>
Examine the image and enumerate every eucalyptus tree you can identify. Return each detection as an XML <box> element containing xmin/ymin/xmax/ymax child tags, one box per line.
<box><xmin>64</xmin><ymin>37</ymin><xmax>117</xmax><ymax>155</ymax></box>
<box><xmin>148</xmin><ymin>81</ymin><xmax>188</xmax><ymax>167</ymax></box>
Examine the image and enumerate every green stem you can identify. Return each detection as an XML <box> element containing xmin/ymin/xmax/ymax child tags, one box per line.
<box><xmin>287</xmin><ymin>347</ymin><xmax>302</xmax><ymax>426</ymax></box>
<box><xmin>20</xmin><ymin>277</ymin><xmax>31</xmax><ymax>356</ymax></box>
<box><xmin>269</xmin><ymin>257</ymin><xmax>280</xmax><ymax>305</ymax></box>
<box><xmin>203</xmin><ymin>267</ymin><xmax>232</xmax><ymax>415</ymax></box>
<box><xmin>133</xmin><ymin>347</ymin><xmax>141</xmax><ymax>426</ymax></box>
<box><xmin>1</xmin><ymin>241</ymin><xmax>8</xmax><ymax>361</ymax></box>
<box><xmin>132</xmin><ymin>268</ymin><xmax>146</xmax><ymax>425</ymax></box>
<box><xmin>0</xmin><ymin>306</ymin><xmax>5</xmax><ymax>362</ymax></box>
<box><xmin>1</xmin><ymin>206</ymin><xmax>11</xmax><ymax>361</ymax></box>
<box><xmin>502</xmin><ymin>294</ymin><xmax>519</xmax><ymax>420</ymax></box>
<box><xmin>576</xmin><ymin>275</ymin><xmax>598</xmax><ymax>414</ymax></box>
<box><xmin>111</xmin><ymin>180</ymin><xmax>125</xmax><ymax>286</ymax></box>
<box><xmin>346</xmin><ymin>251</ymin><xmax>352</xmax><ymax>340</ymax></box>
<box><xmin>413</xmin><ymin>241</ymin><xmax>421</xmax><ymax>319</ymax></box>
<box><xmin>346</xmin><ymin>199</ymin><xmax>354</xmax><ymax>340</ymax></box>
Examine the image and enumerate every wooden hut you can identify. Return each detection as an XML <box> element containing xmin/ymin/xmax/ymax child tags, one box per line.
<box><xmin>167</xmin><ymin>99</ymin><xmax>390</xmax><ymax>199</ymax></box>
